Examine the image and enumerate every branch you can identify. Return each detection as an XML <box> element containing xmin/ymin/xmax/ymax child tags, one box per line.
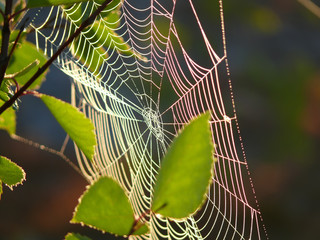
<box><xmin>0</xmin><ymin>0</ymin><xmax>113</xmax><ymax>114</ymax></box>
<box><xmin>8</xmin><ymin>18</ymin><xmax>28</xmax><ymax>61</ymax></box>
<box><xmin>11</xmin><ymin>134</ymin><xmax>88</xmax><ymax>182</ymax></box>
<box><xmin>298</xmin><ymin>0</ymin><xmax>320</xmax><ymax>18</ymax></box>
<box><xmin>0</xmin><ymin>0</ymin><xmax>13</xmax><ymax>87</ymax></box>
<box><xmin>9</xmin><ymin>7</ymin><xmax>28</xmax><ymax>20</ymax></box>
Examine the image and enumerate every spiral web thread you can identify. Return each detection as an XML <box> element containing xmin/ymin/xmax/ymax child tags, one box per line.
<box><xmin>29</xmin><ymin>0</ymin><xmax>268</xmax><ymax>239</ymax></box>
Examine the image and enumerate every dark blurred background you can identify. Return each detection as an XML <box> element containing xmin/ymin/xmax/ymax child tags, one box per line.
<box><xmin>1</xmin><ymin>0</ymin><xmax>320</xmax><ymax>239</ymax></box>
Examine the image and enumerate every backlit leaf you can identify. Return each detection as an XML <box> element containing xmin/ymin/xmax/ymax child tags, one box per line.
<box><xmin>27</xmin><ymin>0</ymin><xmax>90</xmax><ymax>8</ymax></box>
<box><xmin>39</xmin><ymin>94</ymin><xmax>96</xmax><ymax>161</ymax></box>
<box><xmin>0</xmin><ymin>100</ymin><xmax>16</xmax><ymax>135</ymax></box>
<box><xmin>65</xmin><ymin>232</ymin><xmax>92</xmax><ymax>240</ymax></box>
<box><xmin>0</xmin><ymin>156</ymin><xmax>25</xmax><ymax>189</ymax></box>
<box><xmin>151</xmin><ymin>112</ymin><xmax>215</xmax><ymax>219</ymax></box>
<box><xmin>6</xmin><ymin>41</ymin><xmax>47</xmax><ymax>89</ymax></box>
<box><xmin>91</xmin><ymin>22</ymin><xmax>146</xmax><ymax>61</ymax></box>
<box><xmin>71</xmin><ymin>177</ymin><xmax>148</xmax><ymax>236</ymax></box>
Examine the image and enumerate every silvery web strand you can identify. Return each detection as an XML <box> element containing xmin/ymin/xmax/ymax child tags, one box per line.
<box><xmin>29</xmin><ymin>0</ymin><xmax>268</xmax><ymax>239</ymax></box>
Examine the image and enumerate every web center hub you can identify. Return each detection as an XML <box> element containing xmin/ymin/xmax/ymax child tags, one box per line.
<box><xmin>142</xmin><ymin>108</ymin><xmax>164</xmax><ymax>141</ymax></box>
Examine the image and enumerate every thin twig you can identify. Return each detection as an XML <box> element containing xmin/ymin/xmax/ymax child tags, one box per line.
<box><xmin>11</xmin><ymin>134</ymin><xmax>89</xmax><ymax>182</ymax></box>
<box><xmin>9</xmin><ymin>7</ymin><xmax>27</xmax><ymax>20</ymax></box>
<box><xmin>8</xmin><ymin>18</ymin><xmax>28</xmax><ymax>61</ymax></box>
<box><xmin>298</xmin><ymin>0</ymin><xmax>320</xmax><ymax>18</ymax></box>
<box><xmin>0</xmin><ymin>0</ymin><xmax>113</xmax><ymax>114</ymax></box>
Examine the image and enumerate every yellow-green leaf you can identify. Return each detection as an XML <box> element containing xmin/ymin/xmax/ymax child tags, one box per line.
<box><xmin>72</xmin><ymin>177</ymin><xmax>148</xmax><ymax>236</ymax></box>
<box><xmin>27</xmin><ymin>0</ymin><xmax>90</xmax><ymax>8</ymax></box>
<box><xmin>0</xmin><ymin>100</ymin><xmax>16</xmax><ymax>135</ymax></box>
<box><xmin>65</xmin><ymin>232</ymin><xmax>92</xmax><ymax>240</ymax></box>
<box><xmin>6</xmin><ymin>41</ymin><xmax>48</xmax><ymax>89</ymax></box>
<box><xmin>151</xmin><ymin>112</ymin><xmax>215</xmax><ymax>219</ymax></box>
<box><xmin>39</xmin><ymin>94</ymin><xmax>96</xmax><ymax>161</ymax></box>
<box><xmin>0</xmin><ymin>156</ymin><xmax>25</xmax><ymax>189</ymax></box>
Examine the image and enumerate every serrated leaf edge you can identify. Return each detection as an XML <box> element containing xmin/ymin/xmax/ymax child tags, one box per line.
<box><xmin>0</xmin><ymin>157</ymin><xmax>26</xmax><ymax>190</ymax></box>
<box><xmin>70</xmin><ymin>176</ymin><xmax>148</xmax><ymax>237</ymax></box>
<box><xmin>152</xmin><ymin>112</ymin><xmax>216</xmax><ymax>220</ymax></box>
<box><xmin>38</xmin><ymin>93</ymin><xmax>97</xmax><ymax>161</ymax></box>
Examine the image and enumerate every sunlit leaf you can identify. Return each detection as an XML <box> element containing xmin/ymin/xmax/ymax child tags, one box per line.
<box><xmin>91</xmin><ymin>22</ymin><xmax>146</xmax><ymax>61</ymax></box>
<box><xmin>12</xmin><ymin>0</ymin><xmax>26</xmax><ymax>23</ymax></box>
<box><xmin>5</xmin><ymin>60</ymin><xmax>40</xmax><ymax>79</ymax></box>
<box><xmin>98</xmin><ymin>0</ymin><xmax>121</xmax><ymax>19</ymax></box>
<box><xmin>64</xmin><ymin>0</ymin><xmax>121</xmax><ymax>26</ymax></box>
<box><xmin>103</xmin><ymin>9</ymin><xmax>121</xmax><ymax>28</ymax></box>
<box><xmin>6</xmin><ymin>41</ymin><xmax>48</xmax><ymax>89</ymax></box>
<box><xmin>0</xmin><ymin>29</ymin><xmax>26</xmax><ymax>50</ymax></box>
<box><xmin>0</xmin><ymin>156</ymin><xmax>25</xmax><ymax>189</ymax></box>
<box><xmin>71</xmin><ymin>34</ymin><xmax>106</xmax><ymax>76</ymax></box>
<box><xmin>27</xmin><ymin>0</ymin><xmax>90</xmax><ymax>8</ymax></box>
<box><xmin>71</xmin><ymin>177</ymin><xmax>148</xmax><ymax>236</ymax></box>
<box><xmin>9</xmin><ymin>29</ymin><xmax>26</xmax><ymax>44</ymax></box>
<box><xmin>0</xmin><ymin>80</ymin><xmax>19</xmax><ymax>110</ymax></box>
<box><xmin>66</xmin><ymin>0</ymin><xmax>145</xmax><ymax>76</ymax></box>
<box><xmin>131</xmin><ymin>224</ymin><xmax>149</xmax><ymax>236</ymax></box>
<box><xmin>151</xmin><ymin>112</ymin><xmax>215</xmax><ymax>219</ymax></box>
<box><xmin>39</xmin><ymin>94</ymin><xmax>96</xmax><ymax>161</ymax></box>
<box><xmin>65</xmin><ymin>232</ymin><xmax>92</xmax><ymax>240</ymax></box>
<box><xmin>63</xmin><ymin>2</ymin><xmax>83</xmax><ymax>26</ymax></box>
<box><xmin>0</xmin><ymin>91</ymin><xmax>10</xmax><ymax>102</ymax></box>
<box><xmin>0</xmin><ymin>100</ymin><xmax>16</xmax><ymax>135</ymax></box>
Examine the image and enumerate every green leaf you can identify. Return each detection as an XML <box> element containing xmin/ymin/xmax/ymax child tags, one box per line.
<box><xmin>63</xmin><ymin>0</ymin><xmax>121</xmax><ymax>26</ymax></box>
<box><xmin>89</xmin><ymin>22</ymin><xmax>146</xmax><ymax>62</ymax></box>
<box><xmin>131</xmin><ymin>224</ymin><xmax>149</xmax><ymax>235</ymax></box>
<box><xmin>0</xmin><ymin>29</ymin><xmax>27</xmax><ymax>51</ymax></box>
<box><xmin>103</xmin><ymin>9</ymin><xmax>121</xmax><ymax>28</ymax></box>
<box><xmin>0</xmin><ymin>91</ymin><xmax>10</xmax><ymax>102</ymax></box>
<box><xmin>6</xmin><ymin>41</ymin><xmax>48</xmax><ymax>90</ymax></box>
<box><xmin>71</xmin><ymin>177</ymin><xmax>148</xmax><ymax>236</ymax></box>
<box><xmin>27</xmin><ymin>0</ymin><xmax>91</xmax><ymax>8</ymax></box>
<box><xmin>5</xmin><ymin>60</ymin><xmax>40</xmax><ymax>79</ymax></box>
<box><xmin>71</xmin><ymin>32</ymin><xmax>106</xmax><ymax>76</ymax></box>
<box><xmin>66</xmin><ymin>0</ymin><xmax>145</xmax><ymax>76</ymax></box>
<box><xmin>0</xmin><ymin>100</ymin><xmax>16</xmax><ymax>135</ymax></box>
<box><xmin>0</xmin><ymin>79</ymin><xmax>10</xmax><ymax>93</ymax></box>
<box><xmin>39</xmin><ymin>94</ymin><xmax>96</xmax><ymax>161</ymax></box>
<box><xmin>0</xmin><ymin>156</ymin><xmax>25</xmax><ymax>189</ymax></box>
<box><xmin>151</xmin><ymin>112</ymin><xmax>215</xmax><ymax>219</ymax></box>
<box><xmin>0</xmin><ymin>80</ymin><xmax>19</xmax><ymax>111</ymax></box>
<box><xmin>65</xmin><ymin>232</ymin><xmax>92</xmax><ymax>240</ymax></box>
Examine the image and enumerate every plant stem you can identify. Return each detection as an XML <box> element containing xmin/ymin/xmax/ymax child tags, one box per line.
<box><xmin>9</xmin><ymin>7</ymin><xmax>27</xmax><ymax>20</ymax></box>
<box><xmin>11</xmin><ymin>134</ymin><xmax>88</xmax><ymax>182</ymax></box>
<box><xmin>0</xmin><ymin>0</ymin><xmax>13</xmax><ymax>87</ymax></box>
<box><xmin>0</xmin><ymin>0</ymin><xmax>113</xmax><ymax>114</ymax></box>
<box><xmin>8</xmin><ymin>19</ymin><xmax>27</xmax><ymax>61</ymax></box>
<box><xmin>298</xmin><ymin>0</ymin><xmax>320</xmax><ymax>18</ymax></box>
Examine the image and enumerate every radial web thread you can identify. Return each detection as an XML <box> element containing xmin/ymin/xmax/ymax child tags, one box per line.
<box><xmin>29</xmin><ymin>0</ymin><xmax>268</xmax><ymax>239</ymax></box>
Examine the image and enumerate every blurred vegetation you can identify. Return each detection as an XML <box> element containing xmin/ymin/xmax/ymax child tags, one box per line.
<box><xmin>221</xmin><ymin>1</ymin><xmax>320</xmax><ymax>239</ymax></box>
<box><xmin>0</xmin><ymin>0</ymin><xmax>319</xmax><ymax>239</ymax></box>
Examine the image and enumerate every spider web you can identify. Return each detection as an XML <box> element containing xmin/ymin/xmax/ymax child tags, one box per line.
<box><xmin>28</xmin><ymin>0</ymin><xmax>268</xmax><ymax>239</ymax></box>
